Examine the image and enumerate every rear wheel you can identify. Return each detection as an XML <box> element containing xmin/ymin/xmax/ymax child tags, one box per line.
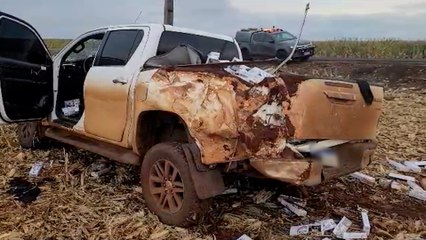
<box><xmin>141</xmin><ymin>142</ymin><xmax>211</xmax><ymax>227</ymax></box>
<box><xmin>17</xmin><ymin>122</ymin><xmax>47</xmax><ymax>149</ymax></box>
<box><xmin>276</xmin><ymin>50</ymin><xmax>289</xmax><ymax>60</ymax></box>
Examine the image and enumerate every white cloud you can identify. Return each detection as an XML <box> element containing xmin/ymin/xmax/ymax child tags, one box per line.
<box><xmin>0</xmin><ymin>0</ymin><xmax>425</xmax><ymax>40</ymax></box>
<box><xmin>227</xmin><ymin>0</ymin><xmax>426</xmax><ymax>15</ymax></box>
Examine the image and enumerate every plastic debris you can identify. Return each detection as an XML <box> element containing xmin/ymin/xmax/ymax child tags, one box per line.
<box><xmin>62</xmin><ymin>106</ymin><xmax>79</xmax><ymax>116</ymax></box>
<box><xmin>361</xmin><ymin>210</ymin><xmax>370</xmax><ymax>233</ymax></box>
<box><xmin>29</xmin><ymin>162</ymin><xmax>44</xmax><ymax>177</ymax></box>
<box><xmin>236</xmin><ymin>234</ymin><xmax>252</xmax><ymax>240</ymax></box>
<box><xmin>289</xmin><ymin>224</ymin><xmax>310</xmax><ymax>236</ymax></box>
<box><xmin>278</xmin><ymin>194</ymin><xmax>307</xmax><ymax>207</ymax></box>
<box><xmin>308</xmin><ymin>224</ymin><xmax>323</xmax><ymax>235</ymax></box>
<box><xmin>316</xmin><ymin>150</ymin><xmax>339</xmax><ymax>167</ymax></box>
<box><xmin>288</xmin><ymin>219</ymin><xmax>339</xmax><ymax>238</ymax></box>
<box><xmin>404</xmin><ymin>161</ymin><xmax>422</xmax><ymax>172</ymax></box>
<box><xmin>407</xmin><ymin>181</ymin><xmax>424</xmax><ymax>192</ymax></box>
<box><xmin>350</xmin><ymin>172</ymin><xmax>376</xmax><ymax>185</ymax></box>
<box><xmin>388</xmin><ymin>173</ymin><xmax>417</xmax><ymax>182</ymax></box>
<box><xmin>224</xmin><ymin>65</ymin><xmax>274</xmax><ymax>84</ymax></box>
<box><xmin>320</xmin><ymin>219</ymin><xmax>337</xmax><ymax>232</ymax></box>
<box><xmin>64</xmin><ymin>99</ymin><xmax>80</xmax><ymax>107</ymax></box>
<box><xmin>206</xmin><ymin>51</ymin><xmax>221</xmax><ymax>63</ymax></box>
<box><xmin>333</xmin><ymin>217</ymin><xmax>352</xmax><ymax>238</ymax></box>
<box><xmin>388</xmin><ymin>160</ymin><xmax>411</xmax><ymax>172</ymax></box>
<box><xmin>221</xmin><ymin>188</ymin><xmax>238</xmax><ymax>195</ymax></box>
<box><xmin>342</xmin><ymin>232</ymin><xmax>369</xmax><ymax>239</ymax></box>
<box><xmin>408</xmin><ymin>189</ymin><xmax>426</xmax><ymax>201</ymax></box>
<box><xmin>278</xmin><ymin>196</ymin><xmax>307</xmax><ymax>217</ymax></box>
<box><xmin>407</xmin><ymin>160</ymin><xmax>426</xmax><ymax>166</ymax></box>
<box><xmin>62</xmin><ymin>99</ymin><xmax>80</xmax><ymax>116</ymax></box>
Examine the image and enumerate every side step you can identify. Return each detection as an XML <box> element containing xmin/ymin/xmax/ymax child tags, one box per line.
<box><xmin>45</xmin><ymin>127</ymin><xmax>141</xmax><ymax>166</ymax></box>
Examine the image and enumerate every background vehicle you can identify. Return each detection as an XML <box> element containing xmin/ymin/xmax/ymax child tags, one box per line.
<box><xmin>0</xmin><ymin>12</ymin><xmax>382</xmax><ymax>227</ymax></box>
<box><xmin>236</xmin><ymin>27</ymin><xmax>315</xmax><ymax>61</ymax></box>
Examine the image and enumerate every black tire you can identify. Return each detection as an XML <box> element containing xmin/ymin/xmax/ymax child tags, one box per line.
<box><xmin>141</xmin><ymin>142</ymin><xmax>211</xmax><ymax>227</ymax></box>
<box><xmin>276</xmin><ymin>50</ymin><xmax>289</xmax><ymax>60</ymax></box>
<box><xmin>241</xmin><ymin>48</ymin><xmax>251</xmax><ymax>61</ymax></box>
<box><xmin>300</xmin><ymin>56</ymin><xmax>311</xmax><ymax>62</ymax></box>
<box><xmin>17</xmin><ymin>122</ymin><xmax>47</xmax><ymax>149</ymax></box>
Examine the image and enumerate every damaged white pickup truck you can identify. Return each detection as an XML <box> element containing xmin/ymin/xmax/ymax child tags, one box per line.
<box><xmin>0</xmin><ymin>12</ymin><xmax>383</xmax><ymax>226</ymax></box>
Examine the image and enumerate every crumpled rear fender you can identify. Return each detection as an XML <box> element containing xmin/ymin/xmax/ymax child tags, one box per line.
<box><xmin>134</xmin><ymin>69</ymin><xmax>382</xmax><ymax>170</ymax></box>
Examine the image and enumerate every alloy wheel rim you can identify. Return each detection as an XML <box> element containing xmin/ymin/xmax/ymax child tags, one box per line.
<box><xmin>149</xmin><ymin>159</ymin><xmax>184</xmax><ymax>213</ymax></box>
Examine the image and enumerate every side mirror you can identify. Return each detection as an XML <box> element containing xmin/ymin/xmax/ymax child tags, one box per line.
<box><xmin>269</xmin><ymin>39</ymin><xmax>275</xmax><ymax>44</ymax></box>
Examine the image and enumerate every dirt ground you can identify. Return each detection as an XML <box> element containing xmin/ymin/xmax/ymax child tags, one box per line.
<box><xmin>0</xmin><ymin>61</ymin><xmax>425</xmax><ymax>240</ymax></box>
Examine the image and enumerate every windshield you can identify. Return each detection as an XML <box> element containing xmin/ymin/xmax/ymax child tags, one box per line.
<box><xmin>273</xmin><ymin>31</ymin><xmax>296</xmax><ymax>42</ymax></box>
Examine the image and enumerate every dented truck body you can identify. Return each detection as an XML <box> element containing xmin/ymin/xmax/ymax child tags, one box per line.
<box><xmin>135</xmin><ymin>65</ymin><xmax>383</xmax><ymax>186</ymax></box>
<box><xmin>0</xmin><ymin>11</ymin><xmax>383</xmax><ymax>226</ymax></box>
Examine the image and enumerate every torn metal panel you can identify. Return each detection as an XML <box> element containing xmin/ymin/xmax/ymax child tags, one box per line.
<box><xmin>250</xmin><ymin>159</ymin><xmax>322</xmax><ymax>186</ymax></box>
<box><xmin>133</xmin><ymin>67</ymin><xmax>383</xmax><ymax>186</ymax></box>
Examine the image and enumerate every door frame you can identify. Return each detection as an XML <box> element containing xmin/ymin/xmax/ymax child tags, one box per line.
<box><xmin>0</xmin><ymin>12</ymin><xmax>53</xmax><ymax>123</ymax></box>
<box><xmin>50</xmin><ymin>28</ymin><xmax>108</xmax><ymax>122</ymax></box>
<box><xmin>78</xmin><ymin>26</ymin><xmax>151</xmax><ymax>146</ymax></box>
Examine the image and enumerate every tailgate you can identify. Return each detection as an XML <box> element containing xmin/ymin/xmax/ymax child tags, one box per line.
<box><xmin>285</xmin><ymin>79</ymin><xmax>383</xmax><ymax>140</ymax></box>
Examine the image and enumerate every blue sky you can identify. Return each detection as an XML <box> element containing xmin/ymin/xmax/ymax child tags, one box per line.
<box><xmin>1</xmin><ymin>0</ymin><xmax>425</xmax><ymax>40</ymax></box>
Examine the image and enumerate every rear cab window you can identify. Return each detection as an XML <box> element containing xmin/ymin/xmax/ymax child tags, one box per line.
<box><xmin>95</xmin><ymin>30</ymin><xmax>144</xmax><ymax>66</ymax></box>
<box><xmin>157</xmin><ymin>31</ymin><xmax>239</xmax><ymax>61</ymax></box>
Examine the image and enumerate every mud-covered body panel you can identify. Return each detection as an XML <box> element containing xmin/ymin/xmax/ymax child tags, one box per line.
<box><xmin>133</xmin><ymin>67</ymin><xmax>383</xmax><ymax>185</ymax></box>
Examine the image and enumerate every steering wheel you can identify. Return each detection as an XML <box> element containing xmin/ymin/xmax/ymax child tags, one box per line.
<box><xmin>83</xmin><ymin>55</ymin><xmax>95</xmax><ymax>74</ymax></box>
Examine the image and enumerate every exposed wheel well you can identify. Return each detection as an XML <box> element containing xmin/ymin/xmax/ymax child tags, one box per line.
<box><xmin>136</xmin><ymin>111</ymin><xmax>192</xmax><ymax>157</ymax></box>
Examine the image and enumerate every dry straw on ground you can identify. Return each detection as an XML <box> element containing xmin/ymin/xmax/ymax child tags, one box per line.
<box><xmin>1</xmin><ymin>62</ymin><xmax>425</xmax><ymax>239</ymax></box>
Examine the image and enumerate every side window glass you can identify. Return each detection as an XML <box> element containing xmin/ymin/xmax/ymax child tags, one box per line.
<box><xmin>65</xmin><ymin>36</ymin><xmax>104</xmax><ymax>62</ymax></box>
<box><xmin>252</xmin><ymin>33</ymin><xmax>264</xmax><ymax>42</ymax></box>
<box><xmin>221</xmin><ymin>42</ymin><xmax>239</xmax><ymax>60</ymax></box>
<box><xmin>263</xmin><ymin>34</ymin><xmax>274</xmax><ymax>43</ymax></box>
<box><xmin>0</xmin><ymin>18</ymin><xmax>48</xmax><ymax>65</ymax></box>
<box><xmin>95</xmin><ymin>30</ymin><xmax>144</xmax><ymax>66</ymax></box>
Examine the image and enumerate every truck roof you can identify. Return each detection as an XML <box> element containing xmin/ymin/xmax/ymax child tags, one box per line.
<box><xmin>93</xmin><ymin>23</ymin><xmax>235</xmax><ymax>42</ymax></box>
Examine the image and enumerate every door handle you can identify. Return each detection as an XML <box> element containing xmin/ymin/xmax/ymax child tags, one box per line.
<box><xmin>112</xmin><ymin>79</ymin><xmax>127</xmax><ymax>85</ymax></box>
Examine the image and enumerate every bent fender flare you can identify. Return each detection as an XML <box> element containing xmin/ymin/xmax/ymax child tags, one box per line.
<box><xmin>181</xmin><ymin>143</ymin><xmax>225</xmax><ymax>199</ymax></box>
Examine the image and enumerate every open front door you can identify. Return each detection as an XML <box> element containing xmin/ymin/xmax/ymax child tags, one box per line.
<box><xmin>0</xmin><ymin>12</ymin><xmax>53</xmax><ymax>124</ymax></box>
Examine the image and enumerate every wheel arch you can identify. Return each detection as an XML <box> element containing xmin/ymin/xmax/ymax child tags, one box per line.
<box><xmin>134</xmin><ymin>110</ymin><xmax>225</xmax><ymax>199</ymax></box>
<box><xmin>135</xmin><ymin>110</ymin><xmax>194</xmax><ymax>157</ymax></box>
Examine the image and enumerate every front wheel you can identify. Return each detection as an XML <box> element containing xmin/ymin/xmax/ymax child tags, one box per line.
<box><xmin>141</xmin><ymin>142</ymin><xmax>211</xmax><ymax>227</ymax></box>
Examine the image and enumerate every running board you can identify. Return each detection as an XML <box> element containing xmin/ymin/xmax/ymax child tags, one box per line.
<box><xmin>44</xmin><ymin>127</ymin><xmax>141</xmax><ymax>166</ymax></box>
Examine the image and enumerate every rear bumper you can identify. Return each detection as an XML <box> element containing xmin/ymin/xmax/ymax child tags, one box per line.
<box><xmin>249</xmin><ymin>141</ymin><xmax>377</xmax><ymax>186</ymax></box>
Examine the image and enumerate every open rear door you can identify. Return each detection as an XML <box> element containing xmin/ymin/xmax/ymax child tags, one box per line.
<box><xmin>0</xmin><ymin>12</ymin><xmax>53</xmax><ymax>124</ymax></box>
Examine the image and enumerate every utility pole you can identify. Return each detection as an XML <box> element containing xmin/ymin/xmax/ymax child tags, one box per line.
<box><xmin>164</xmin><ymin>0</ymin><xmax>174</xmax><ymax>25</ymax></box>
